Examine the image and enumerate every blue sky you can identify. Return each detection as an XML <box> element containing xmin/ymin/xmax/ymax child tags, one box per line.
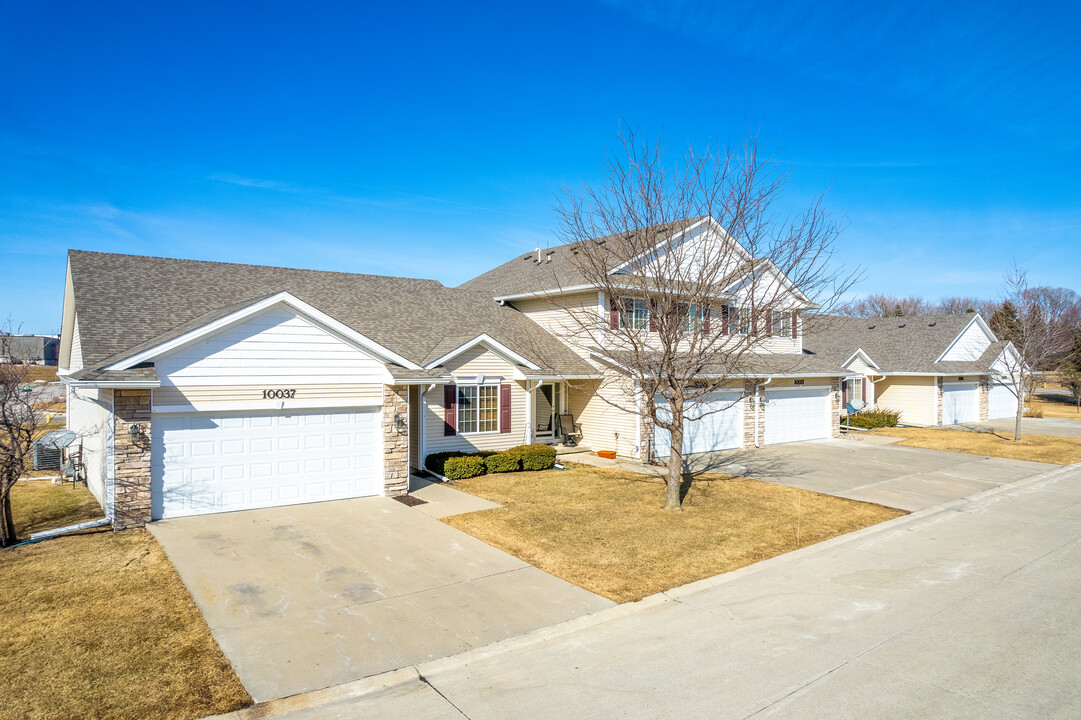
<box><xmin>2</xmin><ymin>0</ymin><xmax>1079</xmax><ymax>333</ymax></box>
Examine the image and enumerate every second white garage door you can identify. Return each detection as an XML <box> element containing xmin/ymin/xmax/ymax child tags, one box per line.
<box><xmin>764</xmin><ymin>386</ymin><xmax>832</xmax><ymax>445</ymax></box>
<box><xmin>151</xmin><ymin>408</ymin><xmax>381</xmax><ymax>520</ymax></box>
<box><xmin>942</xmin><ymin>382</ymin><xmax>980</xmax><ymax>425</ymax></box>
<box><xmin>988</xmin><ymin>381</ymin><xmax>1018</xmax><ymax>420</ymax></box>
<box><xmin>654</xmin><ymin>392</ymin><xmax>743</xmax><ymax>457</ymax></box>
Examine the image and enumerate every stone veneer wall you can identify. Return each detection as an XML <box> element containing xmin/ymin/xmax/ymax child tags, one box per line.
<box><xmin>936</xmin><ymin>377</ymin><xmax>944</xmax><ymax>425</ymax></box>
<box><xmin>113</xmin><ymin>389</ymin><xmax>152</xmax><ymax>529</ymax></box>
<box><xmin>830</xmin><ymin>378</ymin><xmax>842</xmax><ymax>438</ymax></box>
<box><xmin>979</xmin><ymin>376</ymin><xmax>990</xmax><ymax>421</ymax></box>
<box><xmin>383</xmin><ymin>385</ymin><xmax>409</xmax><ymax>496</ymax></box>
<box><xmin>639</xmin><ymin>410</ymin><xmax>654</xmax><ymax>463</ymax></box>
<box><xmin>743</xmin><ymin>380</ymin><xmax>759</xmax><ymax>448</ymax></box>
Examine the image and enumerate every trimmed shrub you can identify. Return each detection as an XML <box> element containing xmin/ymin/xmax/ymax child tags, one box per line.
<box><xmin>507</xmin><ymin>443</ymin><xmax>557</xmax><ymax>471</ymax></box>
<box><xmin>425</xmin><ymin>451</ymin><xmax>467</xmax><ymax>476</ymax></box>
<box><xmin>444</xmin><ymin>455</ymin><xmax>486</xmax><ymax>480</ymax></box>
<box><xmin>484</xmin><ymin>452</ymin><xmax>520</xmax><ymax>474</ymax></box>
<box><xmin>845</xmin><ymin>408</ymin><xmax>901</xmax><ymax>429</ymax></box>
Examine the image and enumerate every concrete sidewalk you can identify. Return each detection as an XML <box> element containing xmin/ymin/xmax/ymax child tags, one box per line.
<box><xmin>216</xmin><ymin>463</ymin><xmax>1081</xmax><ymax>719</ymax></box>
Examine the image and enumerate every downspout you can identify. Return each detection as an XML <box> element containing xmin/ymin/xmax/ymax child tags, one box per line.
<box><xmin>754</xmin><ymin>377</ymin><xmax>772</xmax><ymax>448</ymax></box>
<box><xmin>524</xmin><ymin>380</ymin><xmax>543</xmax><ymax>444</ymax></box>
<box><xmin>419</xmin><ymin>383</ymin><xmax>436</xmax><ymax>470</ymax></box>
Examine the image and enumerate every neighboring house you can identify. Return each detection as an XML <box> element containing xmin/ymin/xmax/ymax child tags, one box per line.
<box><xmin>57</xmin><ymin>219</ymin><xmax>1012</xmax><ymax>529</ymax></box>
<box><xmin>1</xmin><ymin>334</ymin><xmax>59</xmax><ymax>365</ymax></box>
<box><xmin>802</xmin><ymin>314</ymin><xmax>1021</xmax><ymax>425</ymax></box>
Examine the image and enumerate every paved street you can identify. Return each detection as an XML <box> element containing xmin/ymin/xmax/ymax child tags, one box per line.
<box><xmin>227</xmin><ymin>463</ymin><xmax>1081</xmax><ymax>720</ymax></box>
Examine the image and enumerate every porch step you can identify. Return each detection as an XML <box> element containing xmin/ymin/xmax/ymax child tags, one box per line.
<box><xmin>554</xmin><ymin>444</ymin><xmax>593</xmax><ymax>456</ymax></box>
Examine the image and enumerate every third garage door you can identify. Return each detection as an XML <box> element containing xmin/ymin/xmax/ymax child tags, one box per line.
<box><xmin>764</xmin><ymin>386</ymin><xmax>832</xmax><ymax>445</ymax></box>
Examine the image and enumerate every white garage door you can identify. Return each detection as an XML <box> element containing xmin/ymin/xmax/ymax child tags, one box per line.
<box><xmin>988</xmin><ymin>381</ymin><xmax>1018</xmax><ymax>420</ymax></box>
<box><xmin>764</xmin><ymin>386</ymin><xmax>832</xmax><ymax>445</ymax></box>
<box><xmin>942</xmin><ymin>383</ymin><xmax>980</xmax><ymax>425</ymax></box>
<box><xmin>654</xmin><ymin>392</ymin><xmax>743</xmax><ymax>457</ymax></box>
<box><xmin>151</xmin><ymin>408</ymin><xmax>381</xmax><ymax>519</ymax></box>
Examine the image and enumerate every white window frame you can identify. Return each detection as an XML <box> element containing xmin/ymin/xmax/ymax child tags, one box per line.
<box><xmin>732</xmin><ymin>306</ymin><xmax>751</xmax><ymax>336</ymax></box>
<box><xmin>844</xmin><ymin>376</ymin><xmax>863</xmax><ymax>402</ymax></box>
<box><xmin>457</xmin><ymin>383</ymin><xmax>501</xmax><ymax>435</ymax></box>
<box><xmin>618</xmin><ymin>297</ymin><xmax>650</xmax><ymax>331</ymax></box>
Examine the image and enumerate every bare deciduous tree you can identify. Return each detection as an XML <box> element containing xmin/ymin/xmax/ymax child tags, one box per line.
<box><xmin>1</xmin><ymin>329</ymin><xmax>41</xmax><ymax>546</ymax></box>
<box><xmin>845</xmin><ymin>293</ymin><xmax>936</xmax><ymax>318</ymax></box>
<box><xmin>990</xmin><ymin>267</ymin><xmax>1081</xmax><ymax>441</ymax></box>
<box><xmin>541</xmin><ymin>129</ymin><xmax>857</xmax><ymax>510</ymax></box>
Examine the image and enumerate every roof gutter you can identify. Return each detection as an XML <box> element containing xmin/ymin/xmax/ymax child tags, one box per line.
<box><xmin>60</xmin><ymin>378</ymin><xmax>161</xmax><ymax>389</ymax></box>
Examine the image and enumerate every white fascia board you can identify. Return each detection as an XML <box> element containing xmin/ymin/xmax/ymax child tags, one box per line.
<box><xmin>934</xmin><ymin>314</ymin><xmax>995</xmax><ymax>363</ymax></box>
<box><xmin>62</xmin><ymin>379</ymin><xmax>162</xmax><ymax>389</ymax></box>
<box><xmin>606</xmin><ymin>217</ymin><xmax>716</xmax><ymax>276</ymax></box>
<box><xmin>511</xmin><ymin>369</ymin><xmax>602</xmax><ymax>381</ymax></box>
<box><xmin>493</xmin><ymin>284</ymin><xmax>598</xmax><ymax>302</ymax></box>
<box><xmin>878</xmin><ymin>371</ymin><xmax>989</xmax><ymax>377</ymax></box>
<box><xmin>841</xmin><ymin>348</ymin><xmax>881</xmax><ymax>371</ymax></box>
<box><xmin>390</xmin><ymin>376</ymin><xmax>454</xmax><ymax>385</ymax></box>
<box><xmin>424</xmin><ymin>334</ymin><xmax>542</xmax><ymax>371</ymax></box>
<box><xmin>105</xmin><ymin>292</ymin><xmax>421</xmax><ymax>371</ymax></box>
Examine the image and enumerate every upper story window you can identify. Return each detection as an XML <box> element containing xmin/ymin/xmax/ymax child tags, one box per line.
<box><xmin>618</xmin><ymin>297</ymin><xmax>650</xmax><ymax>330</ymax></box>
<box><xmin>773</xmin><ymin>311</ymin><xmax>792</xmax><ymax>337</ymax></box>
<box><xmin>730</xmin><ymin>306</ymin><xmax>751</xmax><ymax>335</ymax></box>
<box><xmin>458</xmin><ymin>384</ymin><xmax>499</xmax><ymax>433</ymax></box>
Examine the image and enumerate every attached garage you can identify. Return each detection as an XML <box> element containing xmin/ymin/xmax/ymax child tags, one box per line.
<box><xmin>654</xmin><ymin>391</ymin><xmax>743</xmax><ymax>457</ymax></box>
<box><xmin>764</xmin><ymin>386</ymin><xmax>832</xmax><ymax>444</ymax></box>
<box><xmin>151</xmin><ymin>408</ymin><xmax>382</xmax><ymax>520</ymax></box>
<box><xmin>988</xmin><ymin>381</ymin><xmax>1018</xmax><ymax>420</ymax></box>
<box><xmin>941</xmin><ymin>382</ymin><xmax>979</xmax><ymax>425</ymax></box>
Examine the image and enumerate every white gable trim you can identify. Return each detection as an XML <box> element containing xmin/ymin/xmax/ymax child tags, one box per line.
<box><xmin>934</xmin><ymin>313</ymin><xmax>995</xmax><ymax>363</ymax></box>
<box><xmin>105</xmin><ymin>292</ymin><xmax>421</xmax><ymax>371</ymax></box>
<box><xmin>607</xmin><ymin>216</ymin><xmax>719</xmax><ymax>276</ymax></box>
<box><xmin>424</xmin><ymin>334</ymin><xmax>541</xmax><ymax>371</ymax></box>
<box><xmin>841</xmin><ymin>348</ymin><xmax>881</xmax><ymax>371</ymax></box>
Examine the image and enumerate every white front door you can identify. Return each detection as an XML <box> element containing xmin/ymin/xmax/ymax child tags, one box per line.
<box><xmin>942</xmin><ymin>382</ymin><xmax>980</xmax><ymax>425</ymax></box>
<box><xmin>654</xmin><ymin>392</ymin><xmax>743</xmax><ymax>457</ymax></box>
<box><xmin>151</xmin><ymin>408</ymin><xmax>381</xmax><ymax>519</ymax></box>
<box><xmin>988</xmin><ymin>381</ymin><xmax>1018</xmax><ymax>420</ymax></box>
<box><xmin>764</xmin><ymin>386</ymin><xmax>832</xmax><ymax>444</ymax></box>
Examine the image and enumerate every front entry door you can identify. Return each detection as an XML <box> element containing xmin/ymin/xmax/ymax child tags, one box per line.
<box><xmin>534</xmin><ymin>383</ymin><xmax>562</xmax><ymax>440</ymax></box>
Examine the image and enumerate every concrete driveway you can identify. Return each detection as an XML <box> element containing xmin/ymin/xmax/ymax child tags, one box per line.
<box><xmin>149</xmin><ymin>496</ymin><xmax>613</xmax><ymax>701</ymax></box>
<box><xmin>241</xmin><ymin>462</ymin><xmax>1081</xmax><ymax>720</ymax></box>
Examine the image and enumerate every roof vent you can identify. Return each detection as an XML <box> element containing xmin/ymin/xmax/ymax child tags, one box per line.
<box><xmin>535</xmin><ymin>247</ymin><xmax>541</xmax><ymax>263</ymax></box>
<box><xmin>928</xmin><ymin>321</ymin><xmax>936</xmax><ymax>327</ymax></box>
<box><xmin>898</xmin><ymin>322</ymin><xmax>906</xmax><ymax>328</ymax></box>
<box><xmin>545</xmin><ymin>250</ymin><xmax>556</xmax><ymax>263</ymax></box>
<box><xmin>868</xmin><ymin>324</ymin><xmax>876</xmax><ymax>329</ymax></box>
<box><xmin>595</xmin><ymin>238</ymin><xmax>606</xmax><ymax>246</ymax></box>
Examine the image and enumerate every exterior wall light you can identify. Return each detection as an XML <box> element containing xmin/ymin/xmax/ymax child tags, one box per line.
<box><xmin>128</xmin><ymin>423</ymin><xmax>144</xmax><ymax>442</ymax></box>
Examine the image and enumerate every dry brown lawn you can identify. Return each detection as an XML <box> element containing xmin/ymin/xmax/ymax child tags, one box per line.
<box><xmin>22</xmin><ymin>365</ymin><xmax>58</xmax><ymax>382</ymax></box>
<box><xmin>11</xmin><ymin>480</ymin><xmax>104</xmax><ymax>535</ymax></box>
<box><xmin>0</xmin><ymin>485</ymin><xmax>251</xmax><ymax>720</ymax></box>
<box><xmin>876</xmin><ymin>427</ymin><xmax>1081</xmax><ymax>465</ymax></box>
<box><xmin>443</xmin><ymin>464</ymin><xmax>905</xmax><ymax>603</ymax></box>
<box><xmin>1028</xmin><ymin>392</ymin><xmax>1081</xmax><ymax>420</ymax></box>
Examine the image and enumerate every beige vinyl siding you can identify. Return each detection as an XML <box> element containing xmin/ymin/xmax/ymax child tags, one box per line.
<box><xmin>876</xmin><ymin>376</ymin><xmax>936</xmax><ymax>426</ymax></box>
<box><xmin>66</xmin><ymin>386</ymin><xmax>111</xmax><ymax>508</ymax></box>
<box><xmin>152</xmin><ymin>383</ymin><xmax>383</xmax><ymax>410</ymax></box>
<box><xmin>845</xmin><ymin>356</ymin><xmax>875</xmax><ymax>374</ymax></box>
<box><xmin>568</xmin><ymin>374</ymin><xmax>639</xmax><ymax>458</ymax></box>
<box><xmin>424</xmin><ymin>347</ymin><xmax>529</xmax><ymax>456</ymax></box>
<box><xmin>512</xmin><ymin>292</ymin><xmax>597</xmax><ymax>359</ymax></box>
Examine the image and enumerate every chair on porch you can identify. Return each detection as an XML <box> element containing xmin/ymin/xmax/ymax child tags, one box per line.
<box><xmin>558</xmin><ymin>413</ymin><xmax>582</xmax><ymax>447</ymax></box>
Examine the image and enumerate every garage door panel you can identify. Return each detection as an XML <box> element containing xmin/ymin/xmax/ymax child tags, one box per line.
<box><xmin>152</xmin><ymin>408</ymin><xmax>380</xmax><ymax>520</ymax></box>
<box><xmin>988</xmin><ymin>382</ymin><xmax>1017</xmax><ymax>420</ymax></box>
<box><xmin>942</xmin><ymin>383</ymin><xmax>979</xmax><ymax>425</ymax></box>
<box><xmin>764</xmin><ymin>387</ymin><xmax>831</xmax><ymax>445</ymax></box>
<box><xmin>655</xmin><ymin>392</ymin><xmax>743</xmax><ymax>457</ymax></box>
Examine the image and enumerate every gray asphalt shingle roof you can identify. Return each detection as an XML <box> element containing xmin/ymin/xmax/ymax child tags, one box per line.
<box><xmin>67</xmin><ymin>250</ymin><xmax>597</xmax><ymax>378</ymax></box>
<box><xmin>801</xmin><ymin>314</ymin><xmax>1004</xmax><ymax>374</ymax></box>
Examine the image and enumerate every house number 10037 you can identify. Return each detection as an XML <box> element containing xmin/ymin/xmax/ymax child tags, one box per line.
<box><xmin>263</xmin><ymin>389</ymin><xmax>297</xmax><ymax>399</ymax></box>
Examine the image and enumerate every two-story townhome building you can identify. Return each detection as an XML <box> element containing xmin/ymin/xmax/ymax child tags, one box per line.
<box><xmin>58</xmin><ymin>217</ymin><xmax>1012</xmax><ymax>528</ymax></box>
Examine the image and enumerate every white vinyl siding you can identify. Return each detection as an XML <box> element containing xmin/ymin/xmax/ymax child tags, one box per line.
<box><xmin>155</xmin><ymin>304</ymin><xmax>388</xmax><ymax>387</ymax></box>
<box><xmin>69</xmin><ymin>312</ymin><xmax>84</xmax><ymax>372</ymax></box>
<box><xmin>66</xmin><ymin>386</ymin><xmax>112</xmax><ymax>507</ymax></box>
<box><xmin>940</xmin><ymin>319</ymin><xmax>994</xmax><ymax>362</ymax></box>
<box><xmin>764</xmin><ymin>386</ymin><xmax>832</xmax><ymax>444</ymax></box>
<box><xmin>152</xmin><ymin>384</ymin><xmax>383</xmax><ymax>412</ymax></box>
<box><xmin>151</xmin><ymin>408</ymin><xmax>381</xmax><ymax>519</ymax></box>
<box><xmin>942</xmin><ymin>382</ymin><xmax>980</xmax><ymax>425</ymax></box>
